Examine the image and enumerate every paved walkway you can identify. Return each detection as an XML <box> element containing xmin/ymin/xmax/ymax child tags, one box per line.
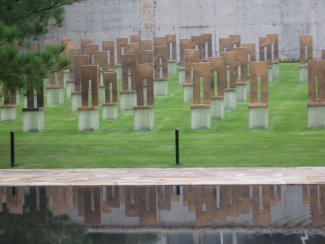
<box><xmin>0</xmin><ymin>167</ymin><xmax>324</xmax><ymax>186</ymax></box>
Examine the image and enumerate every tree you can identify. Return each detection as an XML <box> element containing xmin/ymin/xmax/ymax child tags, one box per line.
<box><xmin>0</xmin><ymin>208</ymin><xmax>93</xmax><ymax>244</ymax></box>
<box><xmin>0</xmin><ymin>0</ymin><xmax>80</xmax><ymax>94</ymax></box>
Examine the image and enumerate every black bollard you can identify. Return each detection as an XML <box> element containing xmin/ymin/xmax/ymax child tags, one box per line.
<box><xmin>175</xmin><ymin>129</ymin><xmax>180</xmax><ymax>165</ymax></box>
<box><xmin>10</xmin><ymin>130</ymin><xmax>15</xmax><ymax>167</ymax></box>
<box><xmin>176</xmin><ymin>186</ymin><xmax>180</xmax><ymax>196</ymax></box>
<box><xmin>11</xmin><ymin>187</ymin><xmax>16</xmax><ymax>197</ymax></box>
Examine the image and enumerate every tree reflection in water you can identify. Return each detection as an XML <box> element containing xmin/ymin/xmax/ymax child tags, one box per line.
<box><xmin>0</xmin><ymin>191</ymin><xmax>92</xmax><ymax>244</ymax></box>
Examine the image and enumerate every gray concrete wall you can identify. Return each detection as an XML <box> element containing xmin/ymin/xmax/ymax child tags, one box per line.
<box><xmin>48</xmin><ymin>0</ymin><xmax>325</xmax><ymax>60</ymax></box>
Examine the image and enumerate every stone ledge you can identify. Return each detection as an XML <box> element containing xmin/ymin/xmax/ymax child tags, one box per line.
<box><xmin>249</xmin><ymin>103</ymin><xmax>268</xmax><ymax>108</ymax></box>
<box><xmin>71</xmin><ymin>91</ymin><xmax>81</xmax><ymax>95</ymax></box>
<box><xmin>236</xmin><ymin>81</ymin><xmax>246</xmax><ymax>86</ymax></box>
<box><xmin>77</xmin><ymin>106</ymin><xmax>98</xmax><ymax>111</ymax></box>
<box><xmin>102</xmin><ymin>103</ymin><xmax>118</xmax><ymax>107</ymax></box>
<box><xmin>0</xmin><ymin>167</ymin><xmax>324</xmax><ymax>186</ymax></box>
<box><xmin>183</xmin><ymin>83</ymin><xmax>193</xmax><ymax>87</ymax></box>
<box><xmin>308</xmin><ymin>102</ymin><xmax>325</xmax><ymax>107</ymax></box>
<box><xmin>22</xmin><ymin>107</ymin><xmax>44</xmax><ymax>112</ymax></box>
<box><xmin>47</xmin><ymin>85</ymin><xmax>64</xmax><ymax>89</ymax></box>
<box><xmin>120</xmin><ymin>90</ymin><xmax>136</xmax><ymax>94</ymax></box>
<box><xmin>134</xmin><ymin>105</ymin><xmax>154</xmax><ymax>109</ymax></box>
<box><xmin>211</xmin><ymin>96</ymin><xmax>224</xmax><ymax>100</ymax></box>
<box><xmin>0</xmin><ymin>104</ymin><xmax>16</xmax><ymax>108</ymax></box>
<box><xmin>191</xmin><ymin>104</ymin><xmax>210</xmax><ymax>109</ymax></box>
<box><xmin>224</xmin><ymin>88</ymin><xmax>235</xmax><ymax>92</ymax></box>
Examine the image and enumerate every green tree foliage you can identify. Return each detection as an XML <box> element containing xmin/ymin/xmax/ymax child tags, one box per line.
<box><xmin>0</xmin><ymin>210</ymin><xmax>93</xmax><ymax>244</ymax></box>
<box><xmin>0</xmin><ymin>193</ymin><xmax>92</xmax><ymax>244</ymax></box>
<box><xmin>0</xmin><ymin>0</ymin><xmax>79</xmax><ymax>93</ymax></box>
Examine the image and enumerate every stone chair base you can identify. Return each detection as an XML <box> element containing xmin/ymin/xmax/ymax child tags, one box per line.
<box><xmin>66</xmin><ymin>81</ymin><xmax>74</xmax><ymax>98</ymax></box>
<box><xmin>272</xmin><ymin>62</ymin><xmax>279</xmax><ymax>80</ymax></box>
<box><xmin>211</xmin><ymin>97</ymin><xmax>224</xmax><ymax>120</ymax></box>
<box><xmin>120</xmin><ymin>91</ymin><xmax>137</xmax><ymax>112</ymax></box>
<box><xmin>23</xmin><ymin>108</ymin><xmax>44</xmax><ymax>132</ymax></box>
<box><xmin>46</xmin><ymin>86</ymin><xmax>64</xmax><ymax>105</ymax></box>
<box><xmin>183</xmin><ymin>83</ymin><xmax>193</xmax><ymax>103</ymax></box>
<box><xmin>249</xmin><ymin>104</ymin><xmax>269</xmax><ymax>129</ymax></box>
<box><xmin>178</xmin><ymin>68</ymin><xmax>185</xmax><ymax>85</ymax></box>
<box><xmin>299</xmin><ymin>65</ymin><xmax>308</xmax><ymax>83</ymax></box>
<box><xmin>154</xmin><ymin>79</ymin><xmax>168</xmax><ymax>97</ymax></box>
<box><xmin>236</xmin><ymin>82</ymin><xmax>247</xmax><ymax>102</ymax></box>
<box><xmin>224</xmin><ymin>89</ymin><xmax>237</xmax><ymax>111</ymax></box>
<box><xmin>0</xmin><ymin>105</ymin><xmax>17</xmax><ymax>121</ymax></box>
<box><xmin>168</xmin><ymin>61</ymin><xmax>177</xmax><ymax>75</ymax></box>
<box><xmin>78</xmin><ymin>107</ymin><xmax>99</xmax><ymax>131</ymax></box>
<box><xmin>191</xmin><ymin>105</ymin><xmax>211</xmax><ymax>130</ymax></box>
<box><xmin>102</xmin><ymin>103</ymin><xmax>118</xmax><ymax>120</ymax></box>
<box><xmin>308</xmin><ymin>103</ymin><xmax>325</xmax><ymax>128</ymax></box>
<box><xmin>71</xmin><ymin>92</ymin><xmax>81</xmax><ymax>112</ymax></box>
<box><xmin>134</xmin><ymin>105</ymin><xmax>154</xmax><ymax>131</ymax></box>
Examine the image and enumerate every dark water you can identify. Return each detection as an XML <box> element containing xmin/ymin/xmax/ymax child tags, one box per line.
<box><xmin>86</xmin><ymin>232</ymin><xmax>325</xmax><ymax>244</ymax></box>
<box><xmin>0</xmin><ymin>184</ymin><xmax>324</xmax><ymax>243</ymax></box>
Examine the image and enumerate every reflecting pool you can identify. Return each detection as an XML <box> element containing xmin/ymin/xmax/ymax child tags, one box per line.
<box><xmin>0</xmin><ymin>184</ymin><xmax>324</xmax><ymax>243</ymax></box>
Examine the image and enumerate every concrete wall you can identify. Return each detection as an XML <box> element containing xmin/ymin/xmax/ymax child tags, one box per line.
<box><xmin>48</xmin><ymin>0</ymin><xmax>325</xmax><ymax>60</ymax></box>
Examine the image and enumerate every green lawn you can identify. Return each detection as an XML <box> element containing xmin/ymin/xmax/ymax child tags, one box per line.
<box><xmin>0</xmin><ymin>63</ymin><xmax>324</xmax><ymax>168</ymax></box>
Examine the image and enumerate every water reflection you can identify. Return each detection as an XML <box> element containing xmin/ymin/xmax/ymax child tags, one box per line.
<box><xmin>86</xmin><ymin>231</ymin><xmax>325</xmax><ymax>244</ymax></box>
<box><xmin>0</xmin><ymin>185</ymin><xmax>324</xmax><ymax>227</ymax></box>
<box><xmin>0</xmin><ymin>189</ymin><xmax>91</xmax><ymax>243</ymax></box>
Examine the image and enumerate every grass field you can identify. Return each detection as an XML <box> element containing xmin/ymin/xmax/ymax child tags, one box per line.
<box><xmin>0</xmin><ymin>63</ymin><xmax>325</xmax><ymax>168</ymax></box>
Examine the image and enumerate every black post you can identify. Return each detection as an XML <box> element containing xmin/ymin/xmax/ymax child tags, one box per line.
<box><xmin>175</xmin><ymin>129</ymin><xmax>180</xmax><ymax>165</ymax></box>
<box><xmin>176</xmin><ymin>186</ymin><xmax>180</xmax><ymax>196</ymax></box>
<box><xmin>10</xmin><ymin>130</ymin><xmax>15</xmax><ymax>167</ymax></box>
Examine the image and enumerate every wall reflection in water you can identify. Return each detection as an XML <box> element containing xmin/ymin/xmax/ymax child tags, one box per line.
<box><xmin>86</xmin><ymin>231</ymin><xmax>325</xmax><ymax>244</ymax></box>
<box><xmin>0</xmin><ymin>185</ymin><xmax>324</xmax><ymax>227</ymax></box>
